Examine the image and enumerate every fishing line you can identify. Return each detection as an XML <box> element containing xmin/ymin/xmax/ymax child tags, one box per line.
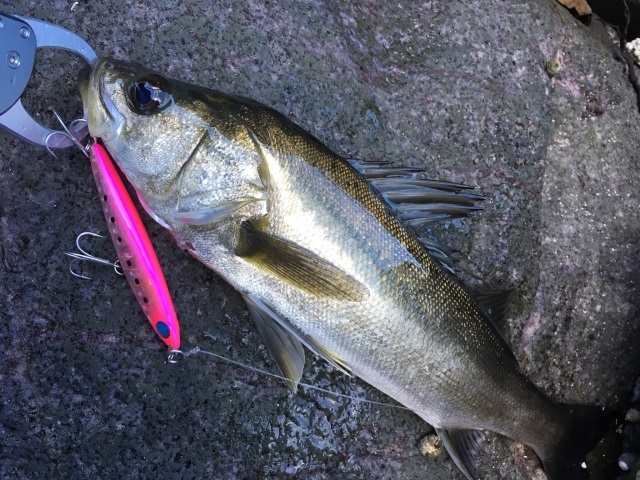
<box><xmin>167</xmin><ymin>346</ymin><xmax>418</xmax><ymax>414</ymax></box>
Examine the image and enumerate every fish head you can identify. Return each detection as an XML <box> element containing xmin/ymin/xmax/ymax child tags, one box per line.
<box><xmin>79</xmin><ymin>58</ymin><xmax>267</xmax><ymax>227</ymax></box>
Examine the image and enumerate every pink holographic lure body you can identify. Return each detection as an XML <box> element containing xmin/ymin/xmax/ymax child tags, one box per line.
<box><xmin>89</xmin><ymin>142</ymin><xmax>180</xmax><ymax>349</ymax></box>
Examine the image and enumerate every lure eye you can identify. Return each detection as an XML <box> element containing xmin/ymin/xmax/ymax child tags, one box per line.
<box><xmin>127</xmin><ymin>75</ymin><xmax>172</xmax><ymax>115</ymax></box>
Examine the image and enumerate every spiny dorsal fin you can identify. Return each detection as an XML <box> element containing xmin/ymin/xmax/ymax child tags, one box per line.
<box><xmin>243</xmin><ymin>293</ymin><xmax>351</xmax><ymax>390</ymax></box>
<box><xmin>436</xmin><ymin>428</ymin><xmax>485</xmax><ymax>480</ymax></box>
<box><xmin>347</xmin><ymin>159</ymin><xmax>484</xmax><ymax>274</ymax></box>
<box><xmin>347</xmin><ymin>159</ymin><xmax>485</xmax><ymax>228</ymax></box>
<box><xmin>236</xmin><ymin>221</ymin><xmax>368</xmax><ymax>302</ymax></box>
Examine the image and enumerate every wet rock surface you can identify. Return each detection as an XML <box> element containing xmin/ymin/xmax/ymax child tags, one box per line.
<box><xmin>1</xmin><ymin>1</ymin><xmax>639</xmax><ymax>479</ymax></box>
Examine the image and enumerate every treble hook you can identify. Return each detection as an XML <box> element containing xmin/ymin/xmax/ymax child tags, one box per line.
<box><xmin>45</xmin><ymin>110</ymin><xmax>90</xmax><ymax>159</ymax></box>
<box><xmin>65</xmin><ymin>232</ymin><xmax>123</xmax><ymax>280</ymax></box>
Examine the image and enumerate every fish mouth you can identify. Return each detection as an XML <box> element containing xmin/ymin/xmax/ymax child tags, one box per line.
<box><xmin>79</xmin><ymin>58</ymin><xmax>125</xmax><ymax>142</ymax></box>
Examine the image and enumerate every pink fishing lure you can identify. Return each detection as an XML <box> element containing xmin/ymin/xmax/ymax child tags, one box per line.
<box><xmin>89</xmin><ymin>142</ymin><xmax>180</xmax><ymax>350</ymax></box>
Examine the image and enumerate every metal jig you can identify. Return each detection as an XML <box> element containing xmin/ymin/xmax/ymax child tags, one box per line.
<box><xmin>65</xmin><ymin>231</ymin><xmax>123</xmax><ymax>279</ymax></box>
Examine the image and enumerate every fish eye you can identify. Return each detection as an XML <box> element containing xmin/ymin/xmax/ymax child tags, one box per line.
<box><xmin>126</xmin><ymin>75</ymin><xmax>172</xmax><ymax>115</ymax></box>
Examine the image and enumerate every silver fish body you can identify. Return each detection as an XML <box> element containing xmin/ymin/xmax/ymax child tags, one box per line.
<box><xmin>79</xmin><ymin>58</ymin><xmax>609</xmax><ymax>480</ymax></box>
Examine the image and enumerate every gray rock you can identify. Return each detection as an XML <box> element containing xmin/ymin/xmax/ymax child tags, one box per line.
<box><xmin>1</xmin><ymin>1</ymin><xmax>638</xmax><ymax>479</ymax></box>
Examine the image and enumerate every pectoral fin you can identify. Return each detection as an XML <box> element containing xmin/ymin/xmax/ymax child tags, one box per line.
<box><xmin>236</xmin><ymin>221</ymin><xmax>368</xmax><ymax>302</ymax></box>
<box><xmin>243</xmin><ymin>294</ymin><xmax>351</xmax><ymax>392</ymax></box>
<box><xmin>436</xmin><ymin>428</ymin><xmax>485</xmax><ymax>480</ymax></box>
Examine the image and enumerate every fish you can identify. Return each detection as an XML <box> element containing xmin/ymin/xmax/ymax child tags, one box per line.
<box><xmin>79</xmin><ymin>57</ymin><xmax>610</xmax><ymax>480</ymax></box>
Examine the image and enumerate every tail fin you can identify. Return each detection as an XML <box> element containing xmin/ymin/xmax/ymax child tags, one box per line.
<box><xmin>541</xmin><ymin>404</ymin><xmax>611</xmax><ymax>480</ymax></box>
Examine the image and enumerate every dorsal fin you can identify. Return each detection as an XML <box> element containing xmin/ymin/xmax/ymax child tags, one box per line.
<box><xmin>471</xmin><ymin>290</ymin><xmax>514</xmax><ymax>332</ymax></box>
<box><xmin>469</xmin><ymin>289</ymin><xmax>517</xmax><ymax>360</ymax></box>
<box><xmin>414</xmin><ymin>232</ymin><xmax>459</xmax><ymax>275</ymax></box>
<box><xmin>348</xmin><ymin>159</ymin><xmax>485</xmax><ymax>226</ymax></box>
<box><xmin>348</xmin><ymin>159</ymin><xmax>484</xmax><ymax>274</ymax></box>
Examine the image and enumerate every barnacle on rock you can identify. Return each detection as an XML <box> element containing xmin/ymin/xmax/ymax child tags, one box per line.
<box><xmin>625</xmin><ymin>408</ymin><xmax>640</xmax><ymax>423</ymax></box>
<box><xmin>418</xmin><ymin>433</ymin><xmax>443</xmax><ymax>458</ymax></box>
<box><xmin>627</xmin><ymin>38</ymin><xmax>640</xmax><ymax>66</ymax></box>
<box><xmin>546</xmin><ymin>58</ymin><xmax>562</xmax><ymax>76</ymax></box>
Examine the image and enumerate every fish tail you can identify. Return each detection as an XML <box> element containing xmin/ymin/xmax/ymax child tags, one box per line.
<box><xmin>541</xmin><ymin>404</ymin><xmax>612</xmax><ymax>480</ymax></box>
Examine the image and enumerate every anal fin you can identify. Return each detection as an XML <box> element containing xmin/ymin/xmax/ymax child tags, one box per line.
<box><xmin>436</xmin><ymin>428</ymin><xmax>485</xmax><ymax>480</ymax></box>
